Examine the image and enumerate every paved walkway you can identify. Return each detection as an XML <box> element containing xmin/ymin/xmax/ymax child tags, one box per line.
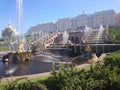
<box><xmin>1</xmin><ymin>72</ymin><xmax>51</xmax><ymax>82</ymax></box>
<box><xmin>0</xmin><ymin>51</ymin><xmax>9</xmax><ymax>56</ymax></box>
<box><xmin>76</xmin><ymin>63</ymin><xmax>90</xmax><ymax>68</ymax></box>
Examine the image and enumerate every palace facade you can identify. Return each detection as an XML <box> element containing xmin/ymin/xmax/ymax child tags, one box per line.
<box><xmin>28</xmin><ymin>9</ymin><xmax>120</xmax><ymax>34</ymax></box>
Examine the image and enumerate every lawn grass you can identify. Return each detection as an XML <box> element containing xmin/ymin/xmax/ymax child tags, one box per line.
<box><xmin>81</xmin><ymin>63</ymin><xmax>97</xmax><ymax>70</ymax></box>
<box><xmin>0</xmin><ymin>75</ymin><xmax>50</xmax><ymax>90</ymax></box>
<box><xmin>0</xmin><ymin>46</ymin><xmax>9</xmax><ymax>51</ymax></box>
<box><xmin>30</xmin><ymin>75</ymin><xmax>50</xmax><ymax>82</ymax></box>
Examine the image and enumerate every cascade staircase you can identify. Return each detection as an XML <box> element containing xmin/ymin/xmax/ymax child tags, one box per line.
<box><xmin>31</xmin><ymin>32</ymin><xmax>59</xmax><ymax>51</ymax></box>
<box><xmin>85</xmin><ymin>30</ymin><xmax>106</xmax><ymax>43</ymax></box>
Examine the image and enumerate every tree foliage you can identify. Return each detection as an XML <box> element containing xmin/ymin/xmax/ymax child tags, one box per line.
<box><xmin>2</xmin><ymin>28</ymin><xmax>14</xmax><ymax>39</ymax></box>
<box><xmin>109</xmin><ymin>26</ymin><xmax>120</xmax><ymax>42</ymax></box>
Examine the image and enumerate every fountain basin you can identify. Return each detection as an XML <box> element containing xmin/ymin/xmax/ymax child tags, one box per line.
<box><xmin>2</xmin><ymin>51</ymin><xmax>33</xmax><ymax>63</ymax></box>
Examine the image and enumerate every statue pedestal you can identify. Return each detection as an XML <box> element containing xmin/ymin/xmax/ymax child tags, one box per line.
<box><xmin>2</xmin><ymin>51</ymin><xmax>33</xmax><ymax>63</ymax></box>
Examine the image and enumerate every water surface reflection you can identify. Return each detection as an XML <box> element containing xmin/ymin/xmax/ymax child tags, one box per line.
<box><xmin>0</xmin><ymin>54</ymin><xmax>71</xmax><ymax>77</ymax></box>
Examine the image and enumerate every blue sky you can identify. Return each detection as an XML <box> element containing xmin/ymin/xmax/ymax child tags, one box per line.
<box><xmin>0</xmin><ymin>0</ymin><xmax>120</xmax><ymax>36</ymax></box>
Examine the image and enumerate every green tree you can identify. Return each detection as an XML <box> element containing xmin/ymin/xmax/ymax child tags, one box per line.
<box><xmin>2</xmin><ymin>28</ymin><xmax>14</xmax><ymax>40</ymax></box>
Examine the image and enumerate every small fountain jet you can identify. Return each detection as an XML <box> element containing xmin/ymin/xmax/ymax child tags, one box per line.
<box><xmin>5</xmin><ymin>66</ymin><xmax>17</xmax><ymax>75</ymax></box>
<box><xmin>97</xmin><ymin>25</ymin><xmax>104</xmax><ymax>43</ymax></box>
<box><xmin>62</xmin><ymin>30</ymin><xmax>69</xmax><ymax>44</ymax></box>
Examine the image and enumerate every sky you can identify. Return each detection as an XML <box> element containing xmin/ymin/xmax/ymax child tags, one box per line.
<box><xmin>0</xmin><ymin>0</ymin><xmax>120</xmax><ymax>36</ymax></box>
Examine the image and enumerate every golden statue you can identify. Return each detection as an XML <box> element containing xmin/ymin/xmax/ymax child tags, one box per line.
<box><xmin>84</xmin><ymin>45</ymin><xmax>98</xmax><ymax>64</ymax></box>
<box><xmin>88</xmin><ymin>53</ymin><xmax>98</xmax><ymax>64</ymax></box>
<box><xmin>18</xmin><ymin>41</ymin><xmax>25</xmax><ymax>53</ymax></box>
<box><xmin>85</xmin><ymin>45</ymin><xmax>91</xmax><ymax>52</ymax></box>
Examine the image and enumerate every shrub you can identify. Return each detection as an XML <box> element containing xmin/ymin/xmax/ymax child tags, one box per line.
<box><xmin>104</xmin><ymin>50</ymin><xmax>120</xmax><ymax>68</ymax></box>
<box><xmin>3</xmin><ymin>78</ymin><xmax>48</xmax><ymax>90</ymax></box>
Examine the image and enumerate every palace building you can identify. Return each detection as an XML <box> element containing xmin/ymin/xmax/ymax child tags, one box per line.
<box><xmin>28</xmin><ymin>9</ymin><xmax>120</xmax><ymax>34</ymax></box>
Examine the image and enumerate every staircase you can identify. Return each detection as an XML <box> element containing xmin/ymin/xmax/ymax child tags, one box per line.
<box><xmin>85</xmin><ymin>30</ymin><xmax>106</xmax><ymax>43</ymax></box>
<box><xmin>30</xmin><ymin>32</ymin><xmax>59</xmax><ymax>53</ymax></box>
<box><xmin>44</xmin><ymin>33</ymin><xmax>59</xmax><ymax>48</ymax></box>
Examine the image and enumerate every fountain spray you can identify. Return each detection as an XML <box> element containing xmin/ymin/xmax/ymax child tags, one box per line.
<box><xmin>97</xmin><ymin>25</ymin><xmax>104</xmax><ymax>43</ymax></box>
<box><xmin>63</xmin><ymin>31</ymin><xmax>69</xmax><ymax>44</ymax></box>
<box><xmin>16</xmin><ymin>0</ymin><xmax>23</xmax><ymax>44</ymax></box>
